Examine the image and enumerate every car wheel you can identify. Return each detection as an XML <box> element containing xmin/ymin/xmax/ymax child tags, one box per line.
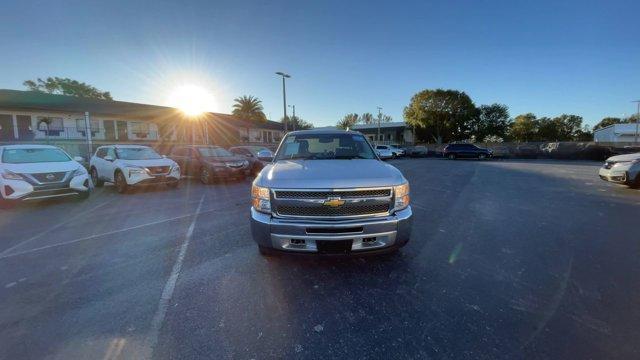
<box><xmin>626</xmin><ymin>172</ymin><xmax>640</xmax><ymax>189</ymax></box>
<box><xmin>91</xmin><ymin>168</ymin><xmax>104</xmax><ymax>187</ymax></box>
<box><xmin>200</xmin><ymin>167</ymin><xmax>211</xmax><ymax>184</ymax></box>
<box><xmin>448</xmin><ymin>153</ymin><xmax>456</xmax><ymax>160</ymax></box>
<box><xmin>478</xmin><ymin>153</ymin><xmax>486</xmax><ymax>160</ymax></box>
<box><xmin>76</xmin><ymin>191</ymin><xmax>90</xmax><ymax>200</ymax></box>
<box><xmin>114</xmin><ymin>171</ymin><xmax>129</xmax><ymax>194</ymax></box>
<box><xmin>392</xmin><ymin>153</ymin><xmax>397</xmax><ymax>159</ymax></box>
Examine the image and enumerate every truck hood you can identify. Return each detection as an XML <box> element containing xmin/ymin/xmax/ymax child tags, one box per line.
<box><xmin>119</xmin><ymin>158</ymin><xmax>177</xmax><ymax>168</ymax></box>
<box><xmin>256</xmin><ymin>159</ymin><xmax>406</xmax><ymax>188</ymax></box>
<box><xmin>606</xmin><ymin>152</ymin><xmax>640</xmax><ymax>162</ymax></box>
<box><xmin>3</xmin><ymin>160</ymin><xmax>83</xmax><ymax>174</ymax></box>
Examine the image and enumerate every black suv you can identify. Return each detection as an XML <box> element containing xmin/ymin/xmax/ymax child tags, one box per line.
<box><xmin>443</xmin><ymin>143</ymin><xmax>492</xmax><ymax>160</ymax></box>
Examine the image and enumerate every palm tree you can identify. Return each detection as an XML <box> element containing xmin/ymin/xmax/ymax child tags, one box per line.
<box><xmin>360</xmin><ymin>113</ymin><xmax>374</xmax><ymax>124</ymax></box>
<box><xmin>232</xmin><ymin>95</ymin><xmax>267</xmax><ymax>123</ymax></box>
<box><xmin>337</xmin><ymin>113</ymin><xmax>359</xmax><ymax>129</ymax></box>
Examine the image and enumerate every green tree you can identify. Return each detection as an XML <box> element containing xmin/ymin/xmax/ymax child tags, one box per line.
<box><xmin>403</xmin><ymin>89</ymin><xmax>476</xmax><ymax>144</ymax></box>
<box><xmin>281</xmin><ymin>115</ymin><xmax>313</xmax><ymax>130</ymax></box>
<box><xmin>469</xmin><ymin>103</ymin><xmax>511</xmax><ymax>141</ymax></box>
<box><xmin>232</xmin><ymin>95</ymin><xmax>267</xmax><ymax>123</ymax></box>
<box><xmin>594</xmin><ymin>117</ymin><xmax>622</xmax><ymax>130</ymax></box>
<box><xmin>23</xmin><ymin>77</ymin><xmax>112</xmax><ymax>100</ymax></box>
<box><xmin>553</xmin><ymin>114</ymin><xmax>583</xmax><ymax>140</ymax></box>
<box><xmin>360</xmin><ymin>113</ymin><xmax>374</xmax><ymax>124</ymax></box>
<box><xmin>337</xmin><ymin>113</ymin><xmax>359</xmax><ymax>129</ymax></box>
<box><xmin>510</xmin><ymin>113</ymin><xmax>538</xmax><ymax>142</ymax></box>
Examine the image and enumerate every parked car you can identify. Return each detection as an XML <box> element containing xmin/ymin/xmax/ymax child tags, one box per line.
<box><xmin>514</xmin><ymin>144</ymin><xmax>539</xmax><ymax>158</ymax></box>
<box><xmin>228</xmin><ymin>146</ymin><xmax>274</xmax><ymax>176</ymax></box>
<box><xmin>598</xmin><ymin>152</ymin><xmax>640</xmax><ymax>188</ymax></box>
<box><xmin>0</xmin><ymin>144</ymin><xmax>90</xmax><ymax>207</ymax></box>
<box><xmin>169</xmin><ymin>145</ymin><xmax>249</xmax><ymax>184</ymax></box>
<box><xmin>408</xmin><ymin>145</ymin><xmax>428</xmax><ymax>157</ymax></box>
<box><xmin>375</xmin><ymin>145</ymin><xmax>394</xmax><ymax>160</ymax></box>
<box><xmin>490</xmin><ymin>145</ymin><xmax>512</xmax><ymax>159</ymax></box>
<box><xmin>251</xmin><ymin>129</ymin><xmax>412</xmax><ymax>256</ymax></box>
<box><xmin>443</xmin><ymin>143</ymin><xmax>492</xmax><ymax>159</ymax></box>
<box><xmin>389</xmin><ymin>144</ymin><xmax>406</xmax><ymax>157</ymax></box>
<box><xmin>90</xmin><ymin>145</ymin><xmax>180</xmax><ymax>193</ymax></box>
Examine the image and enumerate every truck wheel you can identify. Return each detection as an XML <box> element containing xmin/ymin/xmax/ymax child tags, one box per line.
<box><xmin>448</xmin><ymin>153</ymin><xmax>456</xmax><ymax>160</ymax></box>
<box><xmin>91</xmin><ymin>167</ymin><xmax>104</xmax><ymax>187</ymax></box>
<box><xmin>114</xmin><ymin>171</ymin><xmax>129</xmax><ymax>194</ymax></box>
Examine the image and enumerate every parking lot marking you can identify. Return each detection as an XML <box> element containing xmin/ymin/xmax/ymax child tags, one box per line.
<box><xmin>0</xmin><ymin>201</ymin><xmax>239</xmax><ymax>260</ymax></box>
<box><xmin>144</xmin><ymin>194</ymin><xmax>205</xmax><ymax>359</ymax></box>
<box><xmin>0</xmin><ymin>199</ymin><xmax>114</xmax><ymax>257</ymax></box>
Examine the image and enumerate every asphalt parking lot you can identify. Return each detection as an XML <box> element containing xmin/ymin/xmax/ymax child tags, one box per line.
<box><xmin>1</xmin><ymin>158</ymin><xmax>640</xmax><ymax>359</ymax></box>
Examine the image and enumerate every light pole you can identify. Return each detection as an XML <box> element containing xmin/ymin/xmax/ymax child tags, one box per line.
<box><xmin>376</xmin><ymin>106</ymin><xmax>382</xmax><ymax>144</ymax></box>
<box><xmin>633</xmin><ymin>100</ymin><xmax>640</xmax><ymax>144</ymax></box>
<box><xmin>288</xmin><ymin>104</ymin><xmax>296</xmax><ymax>131</ymax></box>
<box><xmin>276</xmin><ymin>72</ymin><xmax>291</xmax><ymax>132</ymax></box>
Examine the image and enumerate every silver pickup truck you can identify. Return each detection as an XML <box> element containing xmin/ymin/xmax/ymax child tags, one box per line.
<box><xmin>250</xmin><ymin>129</ymin><xmax>413</xmax><ymax>255</ymax></box>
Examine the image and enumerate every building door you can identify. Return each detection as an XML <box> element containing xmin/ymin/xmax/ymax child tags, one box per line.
<box><xmin>116</xmin><ymin>121</ymin><xmax>128</xmax><ymax>141</ymax></box>
<box><xmin>0</xmin><ymin>114</ymin><xmax>13</xmax><ymax>140</ymax></box>
<box><xmin>104</xmin><ymin>120</ymin><xmax>116</xmax><ymax>140</ymax></box>
<box><xmin>16</xmin><ymin>115</ymin><xmax>34</xmax><ymax>140</ymax></box>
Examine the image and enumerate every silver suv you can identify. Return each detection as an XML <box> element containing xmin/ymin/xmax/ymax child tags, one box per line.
<box><xmin>599</xmin><ymin>152</ymin><xmax>640</xmax><ymax>188</ymax></box>
<box><xmin>250</xmin><ymin>130</ymin><xmax>413</xmax><ymax>255</ymax></box>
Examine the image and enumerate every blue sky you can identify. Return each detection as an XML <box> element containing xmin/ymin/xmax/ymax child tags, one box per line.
<box><xmin>1</xmin><ymin>0</ymin><xmax>638</xmax><ymax>127</ymax></box>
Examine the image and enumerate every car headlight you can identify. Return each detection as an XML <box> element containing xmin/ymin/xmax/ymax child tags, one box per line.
<box><xmin>73</xmin><ymin>167</ymin><xmax>88</xmax><ymax>177</ymax></box>
<box><xmin>126</xmin><ymin>166</ymin><xmax>146</xmax><ymax>176</ymax></box>
<box><xmin>1</xmin><ymin>170</ymin><xmax>23</xmax><ymax>180</ymax></box>
<box><xmin>251</xmin><ymin>184</ymin><xmax>271</xmax><ymax>213</ymax></box>
<box><xmin>393</xmin><ymin>182</ymin><xmax>410</xmax><ymax>211</ymax></box>
<box><xmin>171</xmin><ymin>164</ymin><xmax>180</xmax><ymax>173</ymax></box>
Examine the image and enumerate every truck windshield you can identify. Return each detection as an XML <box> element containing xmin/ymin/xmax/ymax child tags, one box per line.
<box><xmin>275</xmin><ymin>133</ymin><xmax>377</xmax><ymax>160</ymax></box>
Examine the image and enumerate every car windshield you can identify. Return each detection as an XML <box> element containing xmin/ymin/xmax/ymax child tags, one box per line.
<box><xmin>116</xmin><ymin>147</ymin><xmax>162</xmax><ymax>160</ymax></box>
<box><xmin>275</xmin><ymin>133</ymin><xmax>376</xmax><ymax>160</ymax></box>
<box><xmin>2</xmin><ymin>148</ymin><xmax>71</xmax><ymax>164</ymax></box>
<box><xmin>198</xmin><ymin>147</ymin><xmax>233</xmax><ymax>157</ymax></box>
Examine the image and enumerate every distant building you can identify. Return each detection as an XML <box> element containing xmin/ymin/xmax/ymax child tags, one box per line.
<box><xmin>593</xmin><ymin>123</ymin><xmax>640</xmax><ymax>143</ymax></box>
<box><xmin>0</xmin><ymin>89</ymin><xmax>283</xmax><ymax>155</ymax></box>
<box><xmin>350</xmin><ymin>121</ymin><xmax>414</xmax><ymax>144</ymax></box>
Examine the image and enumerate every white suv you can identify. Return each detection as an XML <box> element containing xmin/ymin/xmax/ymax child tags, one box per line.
<box><xmin>0</xmin><ymin>144</ymin><xmax>90</xmax><ymax>207</ymax></box>
<box><xmin>90</xmin><ymin>145</ymin><xmax>180</xmax><ymax>193</ymax></box>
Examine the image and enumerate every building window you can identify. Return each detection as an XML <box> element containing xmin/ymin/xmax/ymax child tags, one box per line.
<box><xmin>37</xmin><ymin>116</ymin><xmax>64</xmax><ymax>136</ymax></box>
<box><xmin>75</xmin><ymin>119</ymin><xmax>100</xmax><ymax>131</ymax></box>
<box><xmin>268</xmin><ymin>131</ymin><xmax>273</xmax><ymax>143</ymax></box>
<box><xmin>130</xmin><ymin>121</ymin><xmax>150</xmax><ymax>138</ymax></box>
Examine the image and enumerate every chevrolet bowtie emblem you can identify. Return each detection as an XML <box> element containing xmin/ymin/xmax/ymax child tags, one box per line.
<box><xmin>323</xmin><ymin>197</ymin><xmax>345</xmax><ymax>207</ymax></box>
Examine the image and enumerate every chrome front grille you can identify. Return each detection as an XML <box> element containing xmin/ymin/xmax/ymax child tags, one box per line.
<box><xmin>277</xmin><ymin>204</ymin><xmax>390</xmax><ymax>217</ymax></box>
<box><xmin>275</xmin><ymin>189</ymin><xmax>391</xmax><ymax>199</ymax></box>
<box><xmin>273</xmin><ymin>188</ymin><xmax>393</xmax><ymax>219</ymax></box>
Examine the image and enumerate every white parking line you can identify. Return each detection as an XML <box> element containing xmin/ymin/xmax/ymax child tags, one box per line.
<box><xmin>144</xmin><ymin>194</ymin><xmax>205</xmax><ymax>359</ymax></box>
<box><xmin>0</xmin><ymin>199</ymin><xmax>114</xmax><ymax>257</ymax></box>
<box><xmin>0</xmin><ymin>202</ymin><xmax>241</xmax><ymax>260</ymax></box>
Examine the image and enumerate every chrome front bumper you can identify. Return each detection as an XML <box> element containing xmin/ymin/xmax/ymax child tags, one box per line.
<box><xmin>250</xmin><ymin>206</ymin><xmax>413</xmax><ymax>253</ymax></box>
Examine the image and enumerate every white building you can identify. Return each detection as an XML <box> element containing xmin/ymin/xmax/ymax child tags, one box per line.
<box><xmin>350</xmin><ymin>122</ymin><xmax>414</xmax><ymax>144</ymax></box>
<box><xmin>593</xmin><ymin>123</ymin><xmax>640</xmax><ymax>143</ymax></box>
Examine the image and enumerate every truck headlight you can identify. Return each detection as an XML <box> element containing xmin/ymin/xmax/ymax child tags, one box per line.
<box><xmin>171</xmin><ymin>164</ymin><xmax>180</xmax><ymax>173</ymax></box>
<box><xmin>393</xmin><ymin>182</ymin><xmax>410</xmax><ymax>211</ymax></box>
<box><xmin>251</xmin><ymin>184</ymin><xmax>271</xmax><ymax>213</ymax></box>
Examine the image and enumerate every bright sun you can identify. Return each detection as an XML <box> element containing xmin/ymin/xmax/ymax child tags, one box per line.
<box><xmin>168</xmin><ymin>84</ymin><xmax>215</xmax><ymax>116</ymax></box>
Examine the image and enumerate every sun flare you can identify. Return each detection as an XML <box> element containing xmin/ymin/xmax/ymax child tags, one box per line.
<box><xmin>168</xmin><ymin>84</ymin><xmax>215</xmax><ymax>116</ymax></box>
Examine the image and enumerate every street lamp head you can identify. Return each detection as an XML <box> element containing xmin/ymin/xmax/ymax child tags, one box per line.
<box><xmin>276</xmin><ymin>72</ymin><xmax>291</xmax><ymax>78</ymax></box>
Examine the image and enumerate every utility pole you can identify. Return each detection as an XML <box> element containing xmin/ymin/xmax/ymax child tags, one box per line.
<box><xmin>289</xmin><ymin>104</ymin><xmax>296</xmax><ymax>131</ymax></box>
<box><xmin>276</xmin><ymin>72</ymin><xmax>291</xmax><ymax>132</ymax></box>
<box><xmin>633</xmin><ymin>100</ymin><xmax>640</xmax><ymax>144</ymax></box>
<box><xmin>84</xmin><ymin>112</ymin><xmax>93</xmax><ymax>162</ymax></box>
<box><xmin>377</xmin><ymin>106</ymin><xmax>382</xmax><ymax>144</ymax></box>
